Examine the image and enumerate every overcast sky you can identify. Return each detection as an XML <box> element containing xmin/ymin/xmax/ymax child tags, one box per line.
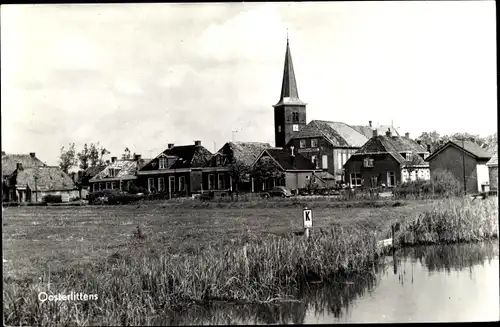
<box><xmin>1</xmin><ymin>2</ymin><xmax>497</xmax><ymax>165</ymax></box>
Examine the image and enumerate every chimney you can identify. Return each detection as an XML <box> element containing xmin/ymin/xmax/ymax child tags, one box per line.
<box><xmin>427</xmin><ymin>144</ymin><xmax>431</xmax><ymax>153</ymax></box>
<box><xmin>385</xmin><ymin>128</ymin><xmax>392</xmax><ymax>137</ymax></box>
<box><xmin>405</xmin><ymin>132</ymin><xmax>410</xmax><ymax>138</ymax></box>
<box><xmin>373</xmin><ymin>129</ymin><xmax>378</xmax><ymax>137</ymax></box>
<box><xmin>134</xmin><ymin>154</ymin><xmax>142</xmax><ymax>161</ymax></box>
<box><xmin>29</xmin><ymin>152</ymin><xmax>36</xmax><ymax>158</ymax></box>
<box><xmin>417</xmin><ymin>140</ymin><xmax>422</xmax><ymax>145</ymax></box>
<box><xmin>290</xmin><ymin>145</ymin><xmax>295</xmax><ymax>157</ymax></box>
<box><xmin>111</xmin><ymin>156</ymin><xmax>117</xmax><ymax>163</ymax></box>
<box><xmin>16</xmin><ymin>162</ymin><xmax>23</xmax><ymax>171</ymax></box>
<box><xmin>369</xmin><ymin>120</ymin><xmax>372</xmax><ymax>127</ymax></box>
<box><xmin>168</xmin><ymin>143</ymin><xmax>174</xmax><ymax>149</ymax></box>
<box><xmin>194</xmin><ymin>140</ymin><xmax>201</xmax><ymax>146</ymax></box>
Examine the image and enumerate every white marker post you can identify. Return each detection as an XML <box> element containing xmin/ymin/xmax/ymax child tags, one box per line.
<box><xmin>303</xmin><ymin>206</ymin><xmax>313</xmax><ymax>239</ymax></box>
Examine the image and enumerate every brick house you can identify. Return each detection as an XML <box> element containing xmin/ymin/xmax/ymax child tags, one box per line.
<box><xmin>343</xmin><ymin>130</ymin><xmax>430</xmax><ymax>188</ymax></box>
<box><xmin>206</xmin><ymin>141</ymin><xmax>272</xmax><ymax>192</ymax></box>
<box><xmin>2</xmin><ymin>152</ymin><xmax>78</xmax><ymax>202</ymax></box>
<box><xmin>250</xmin><ymin>147</ymin><xmax>322</xmax><ymax>192</ymax></box>
<box><xmin>424</xmin><ymin>140</ymin><xmax>493</xmax><ymax>194</ymax></box>
<box><xmin>89</xmin><ymin>155</ymin><xmax>150</xmax><ymax>193</ymax></box>
<box><xmin>272</xmin><ymin>38</ymin><xmax>398</xmax><ymax>183</ymax></box>
<box><xmin>486</xmin><ymin>153</ymin><xmax>498</xmax><ymax>191</ymax></box>
<box><xmin>136</xmin><ymin>141</ymin><xmax>213</xmax><ymax>197</ymax></box>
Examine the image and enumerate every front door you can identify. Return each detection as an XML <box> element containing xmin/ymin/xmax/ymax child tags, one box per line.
<box><xmin>169</xmin><ymin>177</ymin><xmax>175</xmax><ymax>195</ymax></box>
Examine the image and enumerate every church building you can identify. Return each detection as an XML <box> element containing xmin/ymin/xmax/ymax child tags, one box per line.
<box><xmin>273</xmin><ymin>37</ymin><xmax>399</xmax><ymax>182</ymax></box>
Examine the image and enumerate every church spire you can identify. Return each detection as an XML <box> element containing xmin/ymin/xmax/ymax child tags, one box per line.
<box><xmin>274</xmin><ymin>35</ymin><xmax>306</xmax><ymax>107</ymax></box>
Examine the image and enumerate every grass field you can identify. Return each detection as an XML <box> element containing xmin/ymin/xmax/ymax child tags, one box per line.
<box><xmin>2</xmin><ymin>197</ymin><xmax>498</xmax><ymax>326</ymax></box>
<box><xmin>3</xmin><ymin>198</ymin><xmax>427</xmax><ymax>280</ymax></box>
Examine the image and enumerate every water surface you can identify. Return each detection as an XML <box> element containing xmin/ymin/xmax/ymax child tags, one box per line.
<box><xmin>162</xmin><ymin>241</ymin><xmax>499</xmax><ymax>324</ymax></box>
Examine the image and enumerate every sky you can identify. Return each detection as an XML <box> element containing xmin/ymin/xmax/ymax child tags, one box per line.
<box><xmin>1</xmin><ymin>2</ymin><xmax>497</xmax><ymax>166</ymax></box>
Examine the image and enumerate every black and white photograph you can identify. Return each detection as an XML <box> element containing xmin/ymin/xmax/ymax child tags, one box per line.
<box><xmin>1</xmin><ymin>1</ymin><xmax>498</xmax><ymax>325</ymax></box>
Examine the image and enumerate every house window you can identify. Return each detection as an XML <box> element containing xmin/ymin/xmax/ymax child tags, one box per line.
<box><xmin>111</xmin><ymin>182</ymin><xmax>117</xmax><ymax>189</ymax></box>
<box><xmin>406</xmin><ymin>152</ymin><xmax>413</xmax><ymax>161</ymax></box>
<box><xmin>322</xmin><ymin>155</ymin><xmax>328</xmax><ymax>169</ymax></box>
<box><xmin>300</xmin><ymin>139</ymin><xmax>306</xmax><ymax>148</ymax></box>
<box><xmin>387</xmin><ymin>172</ymin><xmax>396</xmax><ymax>187</ymax></box>
<box><xmin>109</xmin><ymin>169</ymin><xmax>115</xmax><ymax>177</ymax></box>
<box><xmin>179</xmin><ymin>176</ymin><xmax>186</xmax><ymax>191</ymax></box>
<box><xmin>363</xmin><ymin>158</ymin><xmax>374</xmax><ymax>168</ymax></box>
<box><xmin>293</xmin><ymin>124</ymin><xmax>299</xmax><ymax>132</ymax></box>
<box><xmin>278</xmin><ymin>125</ymin><xmax>282</xmax><ymax>133</ymax></box>
<box><xmin>93</xmin><ymin>184</ymin><xmax>98</xmax><ymax>192</ymax></box>
<box><xmin>148</xmin><ymin>178</ymin><xmax>154</xmax><ymax>192</ymax></box>
<box><xmin>159</xmin><ymin>157</ymin><xmax>168</xmax><ymax>169</ymax></box>
<box><xmin>350</xmin><ymin>173</ymin><xmax>362</xmax><ymax>187</ymax></box>
<box><xmin>158</xmin><ymin>177</ymin><xmax>165</xmax><ymax>192</ymax></box>
<box><xmin>311</xmin><ymin>139</ymin><xmax>318</xmax><ymax>148</ymax></box>
<box><xmin>218</xmin><ymin>173</ymin><xmax>225</xmax><ymax>189</ymax></box>
<box><xmin>99</xmin><ymin>183</ymin><xmax>104</xmax><ymax>191</ymax></box>
<box><xmin>106</xmin><ymin>182</ymin><xmax>111</xmax><ymax>190</ymax></box>
<box><xmin>208</xmin><ymin>174</ymin><xmax>215</xmax><ymax>190</ymax></box>
<box><xmin>311</xmin><ymin>155</ymin><xmax>318</xmax><ymax>168</ymax></box>
<box><xmin>292</xmin><ymin>112</ymin><xmax>299</xmax><ymax>122</ymax></box>
<box><xmin>337</xmin><ymin>152</ymin><xmax>342</xmax><ymax>169</ymax></box>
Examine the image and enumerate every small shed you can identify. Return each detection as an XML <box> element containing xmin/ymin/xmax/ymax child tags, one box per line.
<box><xmin>486</xmin><ymin>153</ymin><xmax>498</xmax><ymax>191</ymax></box>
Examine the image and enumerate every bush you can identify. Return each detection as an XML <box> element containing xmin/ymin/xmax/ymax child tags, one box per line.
<box><xmin>430</xmin><ymin>169</ymin><xmax>462</xmax><ymax>196</ymax></box>
<box><xmin>394</xmin><ymin>169</ymin><xmax>462</xmax><ymax>199</ymax></box>
<box><xmin>42</xmin><ymin>194</ymin><xmax>62</xmax><ymax>203</ymax></box>
<box><xmin>127</xmin><ymin>184</ymin><xmax>149</xmax><ymax>195</ymax></box>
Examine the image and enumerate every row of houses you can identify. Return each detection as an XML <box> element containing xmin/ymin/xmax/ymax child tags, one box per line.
<box><xmin>2</xmin><ymin>37</ymin><xmax>496</xmax><ymax>202</ymax></box>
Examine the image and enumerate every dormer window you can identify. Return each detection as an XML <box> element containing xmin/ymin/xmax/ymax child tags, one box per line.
<box><xmin>109</xmin><ymin>168</ymin><xmax>115</xmax><ymax>177</ymax></box>
<box><xmin>159</xmin><ymin>157</ymin><xmax>168</xmax><ymax>169</ymax></box>
<box><xmin>216</xmin><ymin>155</ymin><xmax>227</xmax><ymax>166</ymax></box>
<box><xmin>363</xmin><ymin>158</ymin><xmax>374</xmax><ymax>168</ymax></box>
<box><xmin>299</xmin><ymin>139</ymin><xmax>306</xmax><ymax>148</ymax></box>
<box><xmin>406</xmin><ymin>152</ymin><xmax>413</xmax><ymax>161</ymax></box>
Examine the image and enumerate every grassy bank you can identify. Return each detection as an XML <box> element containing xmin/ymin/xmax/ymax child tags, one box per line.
<box><xmin>4</xmin><ymin>226</ymin><xmax>381</xmax><ymax>326</ymax></box>
<box><xmin>3</xmin><ymin>197</ymin><xmax>498</xmax><ymax>326</ymax></box>
<box><xmin>396</xmin><ymin>197</ymin><xmax>498</xmax><ymax>245</ymax></box>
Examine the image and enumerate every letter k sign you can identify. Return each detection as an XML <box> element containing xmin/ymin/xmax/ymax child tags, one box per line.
<box><xmin>305</xmin><ymin>211</ymin><xmax>311</xmax><ymax>221</ymax></box>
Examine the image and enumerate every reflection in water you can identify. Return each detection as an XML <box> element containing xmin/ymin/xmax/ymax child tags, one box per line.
<box><xmin>157</xmin><ymin>242</ymin><xmax>499</xmax><ymax>324</ymax></box>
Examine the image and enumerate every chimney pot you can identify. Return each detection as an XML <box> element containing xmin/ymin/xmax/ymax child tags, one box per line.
<box><xmin>16</xmin><ymin>162</ymin><xmax>23</xmax><ymax>171</ymax></box>
<box><xmin>168</xmin><ymin>143</ymin><xmax>175</xmax><ymax>149</ymax></box>
<box><xmin>194</xmin><ymin>140</ymin><xmax>201</xmax><ymax>146</ymax></box>
<box><xmin>372</xmin><ymin>129</ymin><xmax>378</xmax><ymax>137</ymax></box>
<box><xmin>134</xmin><ymin>154</ymin><xmax>142</xmax><ymax>161</ymax></box>
<box><xmin>111</xmin><ymin>156</ymin><xmax>117</xmax><ymax>163</ymax></box>
<box><xmin>29</xmin><ymin>152</ymin><xmax>36</xmax><ymax>158</ymax></box>
<box><xmin>427</xmin><ymin>144</ymin><xmax>431</xmax><ymax>153</ymax></box>
<box><xmin>385</xmin><ymin>128</ymin><xmax>392</xmax><ymax>137</ymax></box>
<box><xmin>405</xmin><ymin>132</ymin><xmax>410</xmax><ymax>138</ymax></box>
<box><xmin>369</xmin><ymin>121</ymin><xmax>372</xmax><ymax>127</ymax></box>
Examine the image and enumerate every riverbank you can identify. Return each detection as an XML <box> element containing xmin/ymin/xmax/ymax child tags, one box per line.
<box><xmin>3</xmin><ymin>197</ymin><xmax>498</xmax><ymax>326</ymax></box>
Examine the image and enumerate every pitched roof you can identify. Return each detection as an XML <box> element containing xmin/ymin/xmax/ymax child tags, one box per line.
<box><xmin>89</xmin><ymin>159</ymin><xmax>150</xmax><ymax>182</ymax></box>
<box><xmin>2</xmin><ymin>153</ymin><xmax>46</xmax><ymax>176</ymax></box>
<box><xmin>426</xmin><ymin>140</ymin><xmax>493</xmax><ymax>162</ymax></box>
<box><xmin>350</xmin><ymin>125</ymin><xmax>400</xmax><ymax>138</ymax></box>
<box><xmin>293</xmin><ymin>120</ymin><xmax>369</xmax><ymax>147</ymax></box>
<box><xmin>257</xmin><ymin>148</ymin><xmax>317</xmax><ymax>171</ymax></box>
<box><xmin>225</xmin><ymin>141</ymin><xmax>272</xmax><ymax>167</ymax></box>
<box><xmin>273</xmin><ymin>39</ymin><xmax>306</xmax><ymax>107</ymax></box>
<box><xmin>16</xmin><ymin>167</ymin><xmax>76</xmax><ymax>191</ymax></box>
<box><xmin>487</xmin><ymin>153</ymin><xmax>498</xmax><ymax>167</ymax></box>
<box><xmin>165</xmin><ymin>145</ymin><xmax>212</xmax><ymax>169</ymax></box>
<box><xmin>351</xmin><ymin>135</ymin><xmax>429</xmax><ymax>166</ymax></box>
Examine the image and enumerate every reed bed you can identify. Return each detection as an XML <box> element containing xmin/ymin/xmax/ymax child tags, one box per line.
<box><xmin>3</xmin><ymin>226</ymin><xmax>381</xmax><ymax>326</ymax></box>
<box><xmin>396</xmin><ymin>197</ymin><xmax>498</xmax><ymax>245</ymax></box>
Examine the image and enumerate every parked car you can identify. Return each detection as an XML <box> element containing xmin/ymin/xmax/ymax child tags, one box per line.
<box><xmin>260</xmin><ymin>186</ymin><xmax>292</xmax><ymax>198</ymax></box>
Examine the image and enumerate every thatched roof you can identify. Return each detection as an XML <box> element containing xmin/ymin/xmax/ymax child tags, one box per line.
<box><xmin>487</xmin><ymin>153</ymin><xmax>498</xmax><ymax>167</ymax></box>
<box><xmin>89</xmin><ymin>159</ymin><xmax>150</xmax><ymax>182</ymax></box>
<box><xmin>227</xmin><ymin>142</ymin><xmax>272</xmax><ymax>167</ymax></box>
<box><xmin>2</xmin><ymin>153</ymin><xmax>46</xmax><ymax>176</ymax></box>
<box><xmin>16</xmin><ymin>166</ymin><xmax>76</xmax><ymax>191</ymax></box>
<box><xmin>256</xmin><ymin>149</ymin><xmax>317</xmax><ymax>171</ymax></box>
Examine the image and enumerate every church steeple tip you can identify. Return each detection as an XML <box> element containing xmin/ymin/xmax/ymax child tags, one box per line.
<box><xmin>274</xmin><ymin>34</ymin><xmax>306</xmax><ymax>107</ymax></box>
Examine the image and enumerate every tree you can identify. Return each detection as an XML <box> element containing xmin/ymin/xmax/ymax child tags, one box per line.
<box><xmin>227</xmin><ymin>156</ymin><xmax>251</xmax><ymax>192</ymax></box>
<box><xmin>250</xmin><ymin>156</ymin><xmax>283</xmax><ymax>190</ymax></box>
<box><xmin>59</xmin><ymin>143</ymin><xmax>77</xmax><ymax>174</ymax></box>
<box><xmin>88</xmin><ymin>142</ymin><xmax>109</xmax><ymax>167</ymax></box>
<box><xmin>77</xmin><ymin>143</ymin><xmax>90</xmax><ymax>170</ymax></box>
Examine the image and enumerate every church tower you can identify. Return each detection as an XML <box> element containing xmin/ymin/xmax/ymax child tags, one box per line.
<box><xmin>273</xmin><ymin>36</ymin><xmax>307</xmax><ymax>148</ymax></box>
